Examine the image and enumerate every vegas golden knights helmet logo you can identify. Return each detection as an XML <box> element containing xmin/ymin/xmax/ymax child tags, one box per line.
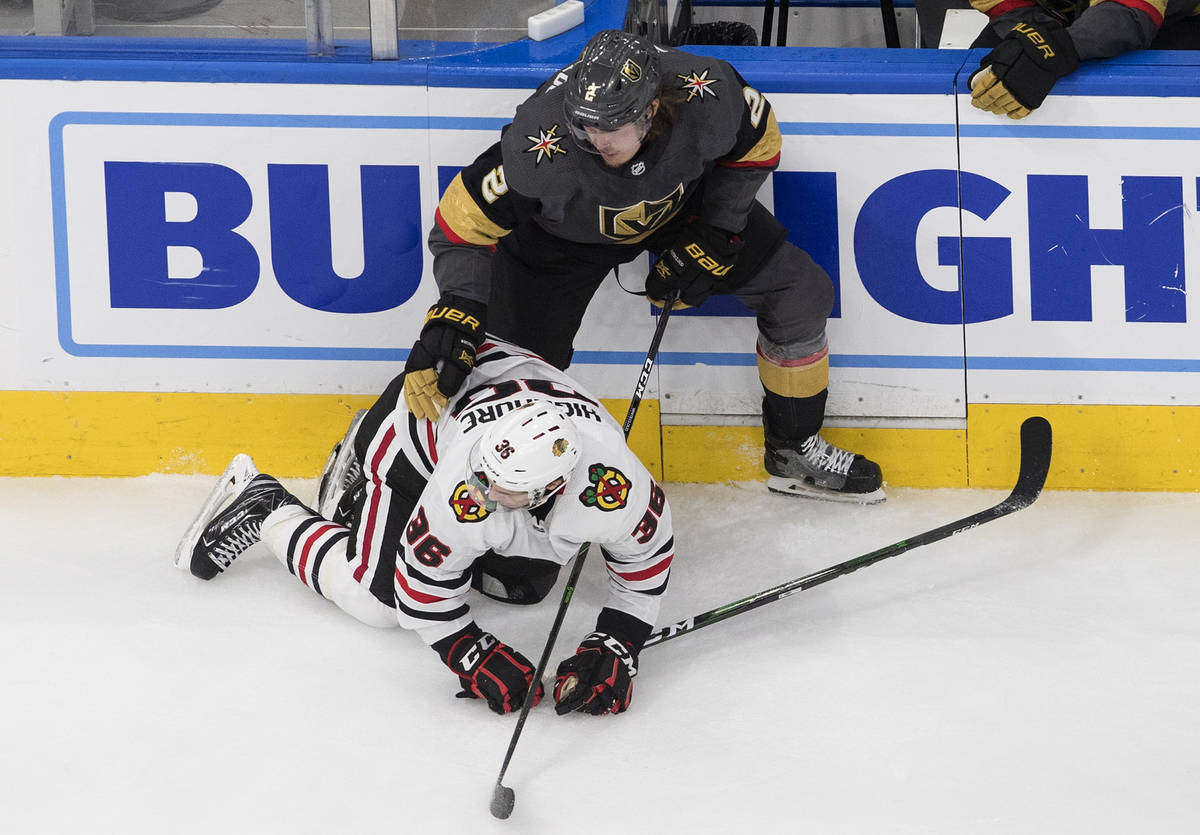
<box><xmin>598</xmin><ymin>183</ymin><xmax>685</xmax><ymax>241</ymax></box>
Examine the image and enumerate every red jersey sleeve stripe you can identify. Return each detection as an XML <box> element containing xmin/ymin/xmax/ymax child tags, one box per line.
<box><xmin>426</xmin><ymin>419</ymin><xmax>438</xmax><ymax>465</ymax></box>
<box><xmin>435</xmin><ymin>207</ymin><xmax>472</xmax><ymax>245</ymax></box>
<box><xmin>718</xmin><ymin>152</ymin><xmax>781</xmax><ymax>169</ymax></box>
<box><xmin>1106</xmin><ymin>0</ymin><xmax>1164</xmax><ymax>24</ymax></box>
<box><xmin>395</xmin><ymin>565</ymin><xmax>451</xmax><ymax>605</ymax></box>
<box><xmin>981</xmin><ymin>0</ymin><xmax>1037</xmax><ymax>17</ymax></box>
<box><xmin>610</xmin><ymin>554</ymin><xmax>674</xmax><ymax>582</ymax></box>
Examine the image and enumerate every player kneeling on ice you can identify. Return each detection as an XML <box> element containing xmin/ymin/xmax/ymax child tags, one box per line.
<box><xmin>174</xmin><ymin>339</ymin><xmax>673</xmax><ymax>717</ymax></box>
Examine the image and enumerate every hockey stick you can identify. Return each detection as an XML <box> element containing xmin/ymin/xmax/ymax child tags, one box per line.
<box><xmin>643</xmin><ymin>415</ymin><xmax>1053</xmax><ymax>649</ymax></box>
<box><xmin>490</xmin><ymin>291</ymin><xmax>679</xmax><ymax>820</ymax></box>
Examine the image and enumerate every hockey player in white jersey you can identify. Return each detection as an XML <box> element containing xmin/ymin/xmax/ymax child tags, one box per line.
<box><xmin>175</xmin><ymin>338</ymin><xmax>673</xmax><ymax>717</ymax></box>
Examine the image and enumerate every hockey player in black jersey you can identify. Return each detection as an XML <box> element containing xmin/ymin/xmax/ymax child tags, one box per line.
<box><xmin>968</xmin><ymin>0</ymin><xmax>1200</xmax><ymax>119</ymax></box>
<box><xmin>404</xmin><ymin>28</ymin><xmax>885</xmax><ymax>504</ymax></box>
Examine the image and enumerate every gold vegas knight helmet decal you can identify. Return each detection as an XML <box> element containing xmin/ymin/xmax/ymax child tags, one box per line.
<box><xmin>599</xmin><ymin>183</ymin><xmax>685</xmax><ymax>241</ymax></box>
<box><xmin>621</xmin><ymin>58</ymin><xmax>643</xmax><ymax>83</ymax></box>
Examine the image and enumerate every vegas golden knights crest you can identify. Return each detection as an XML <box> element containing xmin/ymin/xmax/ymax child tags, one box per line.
<box><xmin>449</xmin><ymin>481</ymin><xmax>490</xmax><ymax>523</ymax></box>
<box><xmin>578</xmin><ymin>463</ymin><xmax>631</xmax><ymax>511</ymax></box>
<box><xmin>599</xmin><ymin>183</ymin><xmax>685</xmax><ymax>241</ymax></box>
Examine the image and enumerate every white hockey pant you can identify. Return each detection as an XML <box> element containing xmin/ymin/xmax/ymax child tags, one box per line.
<box><xmin>261</xmin><ymin>504</ymin><xmax>398</xmax><ymax>629</ymax></box>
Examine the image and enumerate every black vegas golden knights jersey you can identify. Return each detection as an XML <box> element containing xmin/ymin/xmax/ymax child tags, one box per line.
<box><xmin>430</xmin><ymin>45</ymin><xmax>783</xmax><ymax>303</ymax></box>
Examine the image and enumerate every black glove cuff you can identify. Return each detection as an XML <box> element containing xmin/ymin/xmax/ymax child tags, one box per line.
<box><xmin>431</xmin><ymin>621</ymin><xmax>482</xmax><ymax>667</ymax></box>
<box><xmin>594</xmin><ymin>607</ymin><xmax>652</xmax><ymax>656</ymax></box>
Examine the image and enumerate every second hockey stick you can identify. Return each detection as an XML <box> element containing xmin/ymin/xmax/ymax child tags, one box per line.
<box><xmin>490</xmin><ymin>292</ymin><xmax>679</xmax><ymax>820</ymax></box>
<box><xmin>643</xmin><ymin>415</ymin><xmax>1053</xmax><ymax>650</ymax></box>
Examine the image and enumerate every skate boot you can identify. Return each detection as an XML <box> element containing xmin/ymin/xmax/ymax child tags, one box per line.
<box><xmin>765</xmin><ymin>433</ymin><xmax>885</xmax><ymax>504</ymax></box>
<box><xmin>315</xmin><ymin>409</ymin><xmax>366</xmax><ymax>519</ymax></box>
<box><xmin>175</xmin><ymin>455</ymin><xmax>301</xmax><ymax>579</ymax></box>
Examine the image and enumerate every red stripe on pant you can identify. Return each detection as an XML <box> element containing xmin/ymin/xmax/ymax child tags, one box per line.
<box><xmin>297</xmin><ymin>522</ymin><xmax>339</xmax><ymax>587</ymax></box>
<box><xmin>355</xmin><ymin>424</ymin><xmax>398</xmax><ymax>582</ymax></box>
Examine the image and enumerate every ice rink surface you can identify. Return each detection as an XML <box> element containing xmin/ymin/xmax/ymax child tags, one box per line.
<box><xmin>3</xmin><ymin>473</ymin><xmax>1199</xmax><ymax>834</ymax></box>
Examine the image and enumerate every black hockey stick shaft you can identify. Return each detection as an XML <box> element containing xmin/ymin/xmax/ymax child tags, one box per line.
<box><xmin>491</xmin><ymin>291</ymin><xmax>679</xmax><ymax>819</ymax></box>
<box><xmin>643</xmin><ymin>415</ymin><xmax>1052</xmax><ymax>649</ymax></box>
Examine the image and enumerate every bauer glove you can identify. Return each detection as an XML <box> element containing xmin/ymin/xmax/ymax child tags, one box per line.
<box><xmin>403</xmin><ymin>294</ymin><xmax>486</xmax><ymax>421</ymax></box>
<box><xmin>646</xmin><ymin>221</ymin><xmax>743</xmax><ymax>309</ymax></box>
<box><xmin>434</xmin><ymin>623</ymin><xmax>543</xmax><ymax>715</ymax></box>
<box><xmin>969</xmin><ymin>20</ymin><xmax>1079</xmax><ymax>119</ymax></box>
<box><xmin>553</xmin><ymin>631</ymin><xmax>639</xmax><ymax>716</ymax></box>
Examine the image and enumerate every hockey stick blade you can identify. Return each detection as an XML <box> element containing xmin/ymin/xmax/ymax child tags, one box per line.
<box><xmin>644</xmin><ymin>415</ymin><xmax>1053</xmax><ymax>649</ymax></box>
<box><xmin>490</xmin><ymin>783</ymin><xmax>515</xmax><ymax>820</ymax></box>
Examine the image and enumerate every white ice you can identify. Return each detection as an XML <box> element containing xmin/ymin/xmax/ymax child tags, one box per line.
<box><xmin>3</xmin><ymin>473</ymin><xmax>1199</xmax><ymax>834</ymax></box>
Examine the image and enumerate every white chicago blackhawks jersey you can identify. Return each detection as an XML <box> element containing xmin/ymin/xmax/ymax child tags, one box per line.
<box><xmin>391</xmin><ymin>339</ymin><xmax>674</xmax><ymax>645</ymax></box>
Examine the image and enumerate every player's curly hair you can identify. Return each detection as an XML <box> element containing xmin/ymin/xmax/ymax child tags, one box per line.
<box><xmin>646</xmin><ymin>84</ymin><xmax>682</xmax><ymax>144</ymax></box>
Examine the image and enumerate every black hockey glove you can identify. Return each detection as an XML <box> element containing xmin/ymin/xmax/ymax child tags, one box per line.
<box><xmin>646</xmin><ymin>221</ymin><xmax>744</xmax><ymax>309</ymax></box>
<box><xmin>434</xmin><ymin>624</ymin><xmax>543</xmax><ymax>715</ymax></box>
<box><xmin>969</xmin><ymin>20</ymin><xmax>1078</xmax><ymax>119</ymax></box>
<box><xmin>403</xmin><ymin>294</ymin><xmax>486</xmax><ymax>421</ymax></box>
<box><xmin>553</xmin><ymin>631</ymin><xmax>639</xmax><ymax>716</ymax></box>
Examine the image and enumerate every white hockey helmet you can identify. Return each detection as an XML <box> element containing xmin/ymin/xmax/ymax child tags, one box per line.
<box><xmin>468</xmin><ymin>402</ymin><xmax>582</xmax><ymax>509</ymax></box>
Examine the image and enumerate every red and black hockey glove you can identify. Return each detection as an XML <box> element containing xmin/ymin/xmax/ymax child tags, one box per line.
<box><xmin>434</xmin><ymin>624</ymin><xmax>543</xmax><ymax>715</ymax></box>
<box><xmin>969</xmin><ymin>20</ymin><xmax>1078</xmax><ymax>119</ymax></box>
<box><xmin>403</xmin><ymin>294</ymin><xmax>486</xmax><ymax>421</ymax></box>
<box><xmin>553</xmin><ymin>631</ymin><xmax>639</xmax><ymax>716</ymax></box>
<box><xmin>646</xmin><ymin>221</ymin><xmax>743</xmax><ymax>309</ymax></box>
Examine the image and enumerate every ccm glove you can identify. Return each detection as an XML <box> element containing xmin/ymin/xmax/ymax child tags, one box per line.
<box><xmin>434</xmin><ymin>624</ymin><xmax>543</xmax><ymax>715</ymax></box>
<box><xmin>403</xmin><ymin>295</ymin><xmax>486</xmax><ymax>421</ymax></box>
<box><xmin>553</xmin><ymin>631</ymin><xmax>639</xmax><ymax>716</ymax></box>
<box><xmin>969</xmin><ymin>20</ymin><xmax>1079</xmax><ymax>119</ymax></box>
<box><xmin>646</xmin><ymin>222</ymin><xmax>744</xmax><ymax>309</ymax></box>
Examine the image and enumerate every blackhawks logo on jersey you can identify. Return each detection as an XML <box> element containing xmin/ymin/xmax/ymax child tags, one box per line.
<box><xmin>677</xmin><ymin>68</ymin><xmax>720</xmax><ymax>102</ymax></box>
<box><xmin>525</xmin><ymin>124</ymin><xmax>568</xmax><ymax>165</ymax></box>
<box><xmin>578</xmin><ymin>463</ymin><xmax>631</xmax><ymax>512</ymax></box>
<box><xmin>449</xmin><ymin>481</ymin><xmax>490</xmax><ymax>523</ymax></box>
<box><xmin>599</xmin><ymin>183</ymin><xmax>685</xmax><ymax>241</ymax></box>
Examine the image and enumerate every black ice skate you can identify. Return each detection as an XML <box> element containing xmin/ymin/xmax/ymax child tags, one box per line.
<box><xmin>173</xmin><ymin>454</ymin><xmax>299</xmax><ymax>579</ymax></box>
<box><xmin>765</xmin><ymin>433</ymin><xmax>886</xmax><ymax>504</ymax></box>
<box><xmin>315</xmin><ymin>409</ymin><xmax>366</xmax><ymax>519</ymax></box>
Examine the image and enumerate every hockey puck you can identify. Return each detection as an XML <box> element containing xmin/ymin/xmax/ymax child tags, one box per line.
<box><xmin>490</xmin><ymin>784</ymin><xmax>515</xmax><ymax>819</ymax></box>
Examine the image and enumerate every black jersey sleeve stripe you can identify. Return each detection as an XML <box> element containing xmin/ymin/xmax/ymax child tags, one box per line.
<box><xmin>396</xmin><ymin>598</ymin><xmax>471</xmax><ymax>623</ymax></box>
<box><xmin>402</xmin><ymin>559</ymin><xmax>473</xmax><ymax>592</ymax></box>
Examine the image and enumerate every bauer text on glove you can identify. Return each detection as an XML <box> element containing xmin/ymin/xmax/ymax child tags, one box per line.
<box><xmin>646</xmin><ymin>222</ymin><xmax>744</xmax><ymax>309</ymax></box>
<box><xmin>969</xmin><ymin>20</ymin><xmax>1078</xmax><ymax>119</ymax></box>
<box><xmin>403</xmin><ymin>295</ymin><xmax>486</xmax><ymax>421</ymax></box>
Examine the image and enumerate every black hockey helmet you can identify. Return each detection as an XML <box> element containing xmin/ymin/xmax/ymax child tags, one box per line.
<box><xmin>563</xmin><ymin>29</ymin><xmax>661</xmax><ymax>150</ymax></box>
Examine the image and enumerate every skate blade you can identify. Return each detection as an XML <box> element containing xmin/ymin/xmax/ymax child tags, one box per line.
<box><xmin>316</xmin><ymin>409</ymin><xmax>366</xmax><ymax>518</ymax></box>
<box><xmin>766</xmin><ymin>475</ymin><xmax>887</xmax><ymax>505</ymax></box>
<box><xmin>173</xmin><ymin>453</ymin><xmax>259</xmax><ymax>570</ymax></box>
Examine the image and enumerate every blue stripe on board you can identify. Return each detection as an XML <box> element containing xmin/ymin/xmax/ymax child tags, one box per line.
<box><xmin>778</xmin><ymin>122</ymin><xmax>955</xmax><ymax>136</ymax></box>
<box><xmin>960</xmin><ymin>124</ymin><xmax>1200</xmax><ymax>140</ymax></box>
<box><xmin>47</xmin><ymin>111</ymin><xmax>508</xmax><ymax>131</ymax></box>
